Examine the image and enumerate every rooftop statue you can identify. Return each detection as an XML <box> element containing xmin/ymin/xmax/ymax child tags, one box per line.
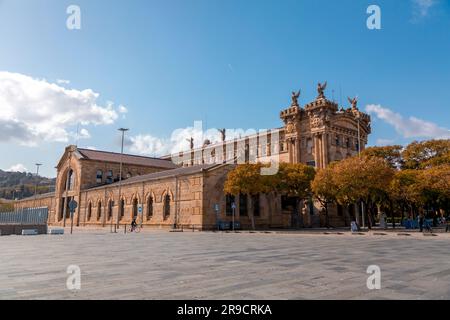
<box><xmin>317</xmin><ymin>81</ymin><xmax>327</xmax><ymax>99</ymax></box>
<box><xmin>186</xmin><ymin>137</ymin><xmax>194</xmax><ymax>150</ymax></box>
<box><xmin>348</xmin><ymin>96</ymin><xmax>358</xmax><ymax>110</ymax></box>
<box><xmin>218</xmin><ymin>128</ymin><xmax>226</xmax><ymax>142</ymax></box>
<box><xmin>291</xmin><ymin>90</ymin><xmax>301</xmax><ymax>106</ymax></box>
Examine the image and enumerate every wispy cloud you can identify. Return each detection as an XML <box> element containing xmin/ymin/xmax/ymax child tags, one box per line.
<box><xmin>366</xmin><ymin>104</ymin><xmax>450</xmax><ymax>140</ymax></box>
<box><xmin>412</xmin><ymin>0</ymin><xmax>437</xmax><ymax>20</ymax></box>
<box><xmin>376</xmin><ymin>139</ymin><xmax>395</xmax><ymax>146</ymax></box>
<box><xmin>56</xmin><ymin>79</ymin><xmax>71</xmax><ymax>85</ymax></box>
<box><xmin>128</xmin><ymin>122</ymin><xmax>260</xmax><ymax>157</ymax></box>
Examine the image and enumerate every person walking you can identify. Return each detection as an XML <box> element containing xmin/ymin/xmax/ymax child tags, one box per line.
<box><xmin>419</xmin><ymin>213</ymin><xmax>424</xmax><ymax>232</ymax></box>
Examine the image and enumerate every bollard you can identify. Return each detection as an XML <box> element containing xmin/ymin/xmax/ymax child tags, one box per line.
<box><xmin>124</xmin><ymin>224</ymin><xmax>127</xmax><ymax>234</ymax></box>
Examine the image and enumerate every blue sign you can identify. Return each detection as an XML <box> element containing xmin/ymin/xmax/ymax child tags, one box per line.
<box><xmin>68</xmin><ymin>200</ymin><xmax>78</xmax><ymax>213</ymax></box>
<box><xmin>138</xmin><ymin>204</ymin><xmax>143</xmax><ymax>214</ymax></box>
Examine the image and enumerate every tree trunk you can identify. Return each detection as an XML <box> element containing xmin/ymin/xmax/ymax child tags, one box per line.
<box><xmin>390</xmin><ymin>200</ymin><xmax>395</xmax><ymax>229</ymax></box>
<box><xmin>249</xmin><ymin>196</ymin><xmax>255</xmax><ymax>230</ymax></box>
<box><xmin>365</xmin><ymin>201</ymin><xmax>373</xmax><ymax>230</ymax></box>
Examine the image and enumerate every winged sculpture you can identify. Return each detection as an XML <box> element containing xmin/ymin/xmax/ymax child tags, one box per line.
<box><xmin>218</xmin><ymin>128</ymin><xmax>226</xmax><ymax>142</ymax></box>
<box><xmin>348</xmin><ymin>96</ymin><xmax>358</xmax><ymax>109</ymax></box>
<box><xmin>186</xmin><ymin>137</ymin><xmax>194</xmax><ymax>150</ymax></box>
<box><xmin>291</xmin><ymin>89</ymin><xmax>301</xmax><ymax>106</ymax></box>
<box><xmin>317</xmin><ymin>81</ymin><xmax>327</xmax><ymax>98</ymax></box>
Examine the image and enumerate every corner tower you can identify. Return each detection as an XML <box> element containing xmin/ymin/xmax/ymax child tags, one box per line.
<box><xmin>280</xmin><ymin>82</ymin><xmax>371</xmax><ymax>168</ymax></box>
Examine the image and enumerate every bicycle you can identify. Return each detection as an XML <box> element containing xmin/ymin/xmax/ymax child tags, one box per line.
<box><xmin>128</xmin><ymin>225</ymin><xmax>141</xmax><ymax>233</ymax></box>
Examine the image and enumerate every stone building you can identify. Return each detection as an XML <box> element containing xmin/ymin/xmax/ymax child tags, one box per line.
<box><xmin>15</xmin><ymin>84</ymin><xmax>371</xmax><ymax>229</ymax></box>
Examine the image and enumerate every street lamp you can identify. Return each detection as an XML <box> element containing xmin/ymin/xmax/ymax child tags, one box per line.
<box><xmin>355</xmin><ymin>113</ymin><xmax>365</xmax><ymax>229</ymax></box>
<box><xmin>33</xmin><ymin>163</ymin><xmax>42</xmax><ymax>206</ymax></box>
<box><xmin>116</xmin><ymin>128</ymin><xmax>129</xmax><ymax>231</ymax></box>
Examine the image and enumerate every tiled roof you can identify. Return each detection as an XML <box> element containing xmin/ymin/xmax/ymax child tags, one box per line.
<box><xmin>77</xmin><ymin>148</ymin><xmax>178</xmax><ymax>169</ymax></box>
<box><xmin>87</xmin><ymin>163</ymin><xmax>227</xmax><ymax>191</ymax></box>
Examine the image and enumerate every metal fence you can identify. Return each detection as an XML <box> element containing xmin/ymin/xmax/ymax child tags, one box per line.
<box><xmin>0</xmin><ymin>207</ymin><xmax>48</xmax><ymax>225</ymax></box>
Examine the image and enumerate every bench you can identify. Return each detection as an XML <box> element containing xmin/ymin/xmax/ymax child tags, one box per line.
<box><xmin>22</xmin><ymin>229</ymin><xmax>38</xmax><ymax>236</ymax></box>
<box><xmin>48</xmin><ymin>228</ymin><xmax>65</xmax><ymax>235</ymax></box>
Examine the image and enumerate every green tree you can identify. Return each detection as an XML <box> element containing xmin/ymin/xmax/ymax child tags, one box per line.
<box><xmin>224</xmin><ymin>163</ymin><xmax>266</xmax><ymax>230</ymax></box>
<box><xmin>402</xmin><ymin>139</ymin><xmax>450</xmax><ymax>169</ymax></box>
<box><xmin>311</xmin><ymin>165</ymin><xmax>338</xmax><ymax>228</ymax></box>
<box><xmin>361</xmin><ymin>145</ymin><xmax>404</xmax><ymax>169</ymax></box>
<box><xmin>332</xmin><ymin>156</ymin><xmax>395</xmax><ymax>229</ymax></box>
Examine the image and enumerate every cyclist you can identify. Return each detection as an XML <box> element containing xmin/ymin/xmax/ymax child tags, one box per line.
<box><xmin>131</xmin><ymin>218</ymin><xmax>137</xmax><ymax>232</ymax></box>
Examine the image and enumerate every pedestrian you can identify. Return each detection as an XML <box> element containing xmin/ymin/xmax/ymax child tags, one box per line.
<box><xmin>419</xmin><ymin>213</ymin><xmax>424</xmax><ymax>232</ymax></box>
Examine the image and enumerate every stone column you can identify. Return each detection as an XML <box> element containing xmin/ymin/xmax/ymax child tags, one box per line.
<box><xmin>321</xmin><ymin>133</ymin><xmax>328</xmax><ymax>168</ymax></box>
<box><xmin>314</xmin><ymin>134</ymin><xmax>321</xmax><ymax>168</ymax></box>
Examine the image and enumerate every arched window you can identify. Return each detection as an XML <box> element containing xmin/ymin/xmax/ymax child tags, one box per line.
<box><xmin>119</xmin><ymin>199</ymin><xmax>125</xmax><ymax>220</ymax></box>
<box><xmin>132</xmin><ymin>198</ymin><xmax>138</xmax><ymax>219</ymax></box>
<box><xmin>107</xmin><ymin>200</ymin><xmax>113</xmax><ymax>220</ymax></box>
<box><xmin>226</xmin><ymin>194</ymin><xmax>235</xmax><ymax>216</ymax></box>
<box><xmin>87</xmin><ymin>202</ymin><xmax>92</xmax><ymax>221</ymax></box>
<box><xmin>239</xmin><ymin>194</ymin><xmax>248</xmax><ymax>216</ymax></box>
<box><xmin>163</xmin><ymin>194</ymin><xmax>171</xmax><ymax>220</ymax></box>
<box><xmin>106</xmin><ymin>170</ymin><xmax>113</xmax><ymax>184</ymax></box>
<box><xmin>97</xmin><ymin>201</ymin><xmax>102</xmax><ymax>221</ymax></box>
<box><xmin>96</xmin><ymin>170</ymin><xmax>103</xmax><ymax>184</ymax></box>
<box><xmin>66</xmin><ymin>170</ymin><xmax>75</xmax><ymax>190</ymax></box>
<box><xmin>252</xmin><ymin>194</ymin><xmax>260</xmax><ymax>217</ymax></box>
<box><xmin>147</xmin><ymin>196</ymin><xmax>153</xmax><ymax>219</ymax></box>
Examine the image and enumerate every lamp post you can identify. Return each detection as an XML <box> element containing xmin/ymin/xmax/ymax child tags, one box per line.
<box><xmin>356</xmin><ymin>113</ymin><xmax>365</xmax><ymax>229</ymax></box>
<box><xmin>116</xmin><ymin>128</ymin><xmax>129</xmax><ymax>231</ymax></box>
<box><xmin>33</xmin><ymin>163</ymin><xmax>42</xmax><ymax>207</ymax></box>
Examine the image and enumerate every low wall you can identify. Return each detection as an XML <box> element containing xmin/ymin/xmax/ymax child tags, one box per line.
<box><xmin>0</xmin><ymin>225</ymin><xmax>48</xmax><ymax>236</ymax></box>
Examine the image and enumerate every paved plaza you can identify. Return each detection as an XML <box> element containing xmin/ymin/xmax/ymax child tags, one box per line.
<box><xmin>1</xmin><ymin>229</ymin><xmax>450</xmax><ymax>300</ymax></box>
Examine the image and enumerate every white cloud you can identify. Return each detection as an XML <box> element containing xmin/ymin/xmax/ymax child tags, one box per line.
<box><xmin>56</xmin><ymin>79</ymin><xmax>71</xmax><ymax>85</ymax></box>
<box><xmin>118</xmin><ymin>105</ymin><xmax>128</xmax><ymax>114</ymax></box>
<box><xmin>7</xmin><ymin>163</ymin><xmax>28</xmax><ymax>172</ymax></box>
<box><xmin>129</xmin><ymin>123</ymin><xmax>258</xmax><ymax>156</ymax></box>
<box><xmin>77</xmin><ymin>128</ymin><xmax>91</xmax><ymax>139</ymax></box>
<box><xmin>85</xmin><ymin>146</ymin><xmax>97</xmax><ymax>150</ymax></box>
<box><xmin>375</xmin><ymin>139</ymin><xmax>395</xmax><ymax>146</ymax></box>
<box><xmin>412</xmin><ymin>0</ymin><xmax>436</xmax><ymax>18</ymax></box>
<box><xmin>0</xmin><ymin>71</ymin><xmax>120</xmax><ymax>146</ymax></box>
<box><xmin>366</xmin><ymin>104</ymin><xmax>450</xmax><ymax>139</ymax></box>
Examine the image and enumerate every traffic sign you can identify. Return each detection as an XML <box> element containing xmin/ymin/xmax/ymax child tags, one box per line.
<box><xmin>231</xmin><ymin>202</ymin><xmax>236</xmax><ymax>210</ymax></box>
<box><xmin>138</xmin><ymin>204</ymin><xmax>143</xmax><ymax>214</ymax></box>
<box><xmin>69</xmin><ymin>200</ymin><xmax>78</xmax><ymax>213</ymax></box>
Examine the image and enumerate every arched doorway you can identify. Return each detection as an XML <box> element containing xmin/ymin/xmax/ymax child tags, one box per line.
<box><xmin>146</xmin><ymin>196</ymin><xmax>153</xmax><ymax>220</ymax></box>
<box><xmin>163</xmin><ymin>194</ymin><xmax>171</xmax><ymax>220</ymax></box>
<box><xmin>132</xmin><ymin>198</ymin><xmax>138</xmax><ymax>220</ymax></box>
<box><xmin>119</xmin><ymin>199</ymin><xmax>125</xmax><ymax>221</ymax></box>
<box><xmin>87</xmin><ymin>202</ymin><xmax>92</xmax><ymax>221</ymax></box>
<box><xmin>107</xmin><ymin>200</ymin><xmax>113</xmax><ymax>221</ymax></box>
<box><xmin>97</xmin><ymin>201</ymin><xmax>102</xmax><ymax>221</ymax></box>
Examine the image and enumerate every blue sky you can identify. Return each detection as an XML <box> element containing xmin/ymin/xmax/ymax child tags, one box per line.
<box><xmin>0</xmin><ymin>0</ymin><xmax>449</xmax><ymax>177</ymax></box>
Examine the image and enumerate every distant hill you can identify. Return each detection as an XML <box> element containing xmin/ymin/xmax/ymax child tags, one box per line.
<box><xmin>0</xmin><ymin>170</ymin><xmax>56</xmax><ymax>200</ymax></box>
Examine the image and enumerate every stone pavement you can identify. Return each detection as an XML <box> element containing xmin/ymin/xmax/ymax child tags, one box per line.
<box><xmin>1</xmin><ymin>229</ymin><xmax>449</xmax><ymax>300</ymax></box>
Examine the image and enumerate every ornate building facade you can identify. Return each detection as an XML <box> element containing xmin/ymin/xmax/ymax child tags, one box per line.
<box><xmin>16</xmin><ymin>83</ymin><xmax>371</xmax><ymax>229</ymax></box>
